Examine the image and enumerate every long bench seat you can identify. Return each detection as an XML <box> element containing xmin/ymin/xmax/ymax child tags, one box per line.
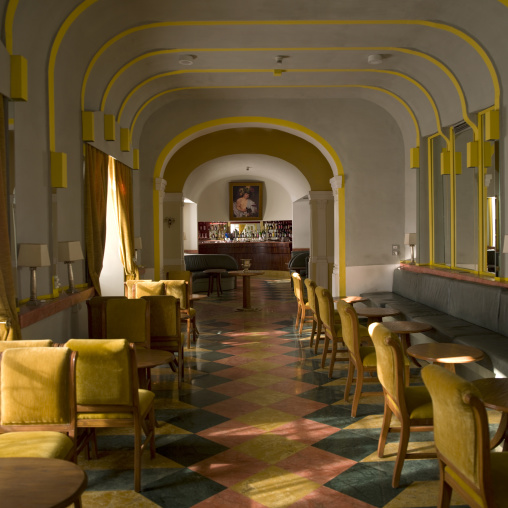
<box><xmin>361</xmin><ymin>268</ymin><xmax>508</xmax><ymax>377</ymax></box>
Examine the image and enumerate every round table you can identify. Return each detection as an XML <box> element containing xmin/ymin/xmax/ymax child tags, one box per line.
<box><xmin>382</xmin><ymin>321</ymin><xmax>433</xmax><ymax>366</ymax></box>
<box><xmin>0</xmin><ymin>457</ymin><xmax>87</xmax><ymax>508</ymax></box>
<box><xmin>203</xmin><ymin>269</ymin><xmax>226</xmax><ymax>296</ymax></box>
<box><xmin>333</xmin><ymin>296</ymin><xmax>369</xmax><ymax>304</ymax></box>
<box><xmin>472</xmin><ymin>377</ymin><xmax>508</xmax><ymax>450</ymax></box>
<box><xmin>355</xmin><ymin>307</ymin><xmax>401</xmax><ymax>325</ymax></box>
<box><xmin>136</xmin><ymin>348</ymin><xmax>176</xmax><ymax>389</ymax></box>
<box><xmin>406</xmin><ymin>343</ymin><xmax>484</xmax><ymax>373</ymax></box>
<box><xmin>229</xmin><ymin>270</ymin><xmax>265</xmax><ymax>311</ymax></box>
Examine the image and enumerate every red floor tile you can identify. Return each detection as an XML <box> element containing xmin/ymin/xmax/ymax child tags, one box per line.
<box><xmin>203</xmin><ymin>398</ymin><xmax>263</xmax><ymax>419</ymax></box>
<box><xmin>268</xmin><ymin>418</ymin><xmax>340</xmax><ymax>445</ymax></box>
<box><xmin>192</xmin><ymin>488</ymin><xmax>267</xmax><ymax>508</ymax></box>
<box><xmin>268</xmin><ymin>395</ymin><xmax>328</xmax><ymax>416</ymax></box>
<box><xmin>197</xmin><ymin>420</ymin><xmax>265</xmax><ymax>447</ymax></box>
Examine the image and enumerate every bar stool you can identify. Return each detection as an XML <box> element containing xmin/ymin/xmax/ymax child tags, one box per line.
<box><xmin>204</xmin><ymin>269</ymin><xmax>226</xmax><ymax>296</ymax></box>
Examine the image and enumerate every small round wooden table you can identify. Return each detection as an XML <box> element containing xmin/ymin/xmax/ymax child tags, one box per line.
<box><xmin>229</xmin><ymin>270</ymin><xmax>265</xmax><ymax>311</ymax></box>
<box><xmin>0</xmin><ymin>457</ymin><xmax>87</xmax><ymax>508</ymax></box>
<box><xmin>406</xmin><ymin>343</ymin><xmax>484</xmax><ymax>373</ymax></box>
<box><xmin>382</xmin><ymin>321</ymin><xmax>433</xmax><ymax>366</ymax></box>
<box><xmin>355</xmin><ymin>307</ymin><xmax>401</xmax><ymax>325</ymax></box>
<box><xmin>203</xmin><ymin>269</ymin><xmax>226</xmax><ymax>296</ymax></box>
<box><xmin>472</xmin><ymin>377</ymin><xmax>508</xmax><ymax>450</ymax></box>
<box><xmin>136</xmin><ymin>348</ymin><xmax>176</xmax><ymax>389</ymax></box>
<box><xmin>333</xmin><ymin>296</ymin><xmax>369</xmax><ymax>305</ymax></box>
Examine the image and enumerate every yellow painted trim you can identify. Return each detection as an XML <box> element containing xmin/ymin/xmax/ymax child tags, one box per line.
<box><xmin>10</xmin><ymin>54</ymin><xmax>28</xmax><ymax>101</ymax></box>
<box><xmin>120</xmin><ymin>127</ymin><xmax>130</xmax><ymax>152</ymax></box>
<box><xmin>467</xmin><ymin>141</ymin><xmax>478</xmax><ymax>168</ymax></box>
<box><xmin>47</xmin><ymin>0</ymin><xmax>99</xmax><ymax>151</ymax></box>
<box><xmin>410</xmin><ymin>147</ymin><xmax>420</xmax><ymax>169</ymax></box>
<box><xmin>152</xmin><ymin>116</ymin><xmax>344</xmax><ymax>284</ymax></box>
<box><xmin>133</xmin><ymin>149</ymin><xmax>140</xmax><ymax>170</ymax></box>
<box><xmin>101</xmin><ymin>46</ymin><xmax>476</xmax><ymax>138</ymax></box>
<box><xmin>50</xmin><ymin>151</ymin><xmax>68</xmax><ymax>188</ymax></box>
<box><xmin>104</xmin><ymin>114</ymin><xmax>116</xmax><ymax>141</ymax></box>
<box><xmin>485</xmin><ymin>109</ymin><xmax>499</xmax><ymax>141</ymax></box>
<box><xmin>4</xmin><ymin>0</ymin><xmax>19</xmax><ymax>55</ymax></box>
<box><xmin>131</xmin><ymin>84</ymin><xmax>420</xmax><ymax>148</ymax></box>
<box><xmin>449</xmin><ymin>128</ymin><xmax>456</xmax><ymax>267</ymax></box>
<box><xmin>428</xmin><ymin>135</ymin><xmax>436</xmax><ymax>264</ymax></box>
<box><xmin>81</xmin><ymin>111</ymin><xmax>95</xmax><ymax>142</ymax></box>
<box><xmin>338</xmin><ymin>186</ymin><xmax>346</xmax><ymax>296</ymax></box>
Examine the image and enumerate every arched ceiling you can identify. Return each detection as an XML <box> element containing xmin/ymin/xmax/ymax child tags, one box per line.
<box><xmin>4</xmin><ymin>0</ymin><xmax>506</xmax><ymax>157</ymax></box>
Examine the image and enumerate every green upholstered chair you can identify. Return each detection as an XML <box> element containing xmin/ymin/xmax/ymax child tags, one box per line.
<box><xmin>292</xmin><ymin>272</ymin><xmax>312</xmax><ymax>334</ymax></box>
<box><xmin>105</xmin><ymin>298</ymin><xmax>150</xmax><ymax>349</ymax></box>
<box><xmin>0</xmin><ymin>347</ymin><xmax>78</xmax><ymax>461</ymax></box>
<box><xmin>0</xmin><ymin>339</ymin><xmax>53</xmax><ymax>351</ymax></box>
<box><xmin>163</xmin><ymin>279</ymin><xmax>196</xmax><ymax>348</ymax></box>
<box><xmin>335</xmin><ymin>298</ymin><xmax>379</xmax><ymax>416</ymax></box>
<box><xmin>422</xmin><ymin>364</ymin><xmax>508</xmax><ymax>508</ymax></box>
<box><xmin>142</xmin><ymin>295</ymin><xmax>184</xmax><ymax>388</ymax></box>
<box><xmin>65</xmin><ymin>338</ymin><xmax>156</xmax><ymax>493</ymax></box>
<box><xmin>369</xmin><ymin>322</ymin><xmax>433</xmax><ymax>488</ymax></box>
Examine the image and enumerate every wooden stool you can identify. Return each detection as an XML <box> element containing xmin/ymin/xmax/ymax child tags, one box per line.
<box><xmin>204</xmin><ymin>269</ymin><xmax>226</xmax><ymax>296</ymax></box>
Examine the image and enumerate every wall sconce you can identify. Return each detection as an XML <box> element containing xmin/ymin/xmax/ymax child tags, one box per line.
<box><xmin>58</xmin><ymin>241</ymin><xmax>84</xmax><ymax>294</ymax></box>
<box><xmin>404</xmin><ymin>233</ymin><xmax>417</xmax><ymax>264</ymax></box>
<box><xmin>18</xmin><ymin>243</ymin><xmax>51</xmax><ymax>306</ymax></box>
<box><xmin>165</xmin><ymin>217</ymin><xmax>176</xmax><ymax>228</ymax></box>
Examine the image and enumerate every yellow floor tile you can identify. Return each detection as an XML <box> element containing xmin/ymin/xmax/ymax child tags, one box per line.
<box><xmin>82</xmin><ymin>490</ymin><xmax>160</xmax><ymax>507</ymax></box>
<box><xmin>235</xmin><ymin>388</ymin><xmax>292</xmax><ymax>406</ymax></box>
<box><xmin>234</xmin><ymin>433</ymin><xmax>307</xmax><ymax>464</ymax></box>
<box><xmin>361</xmin><ymin>441</ymin><xmax>436</xmax><ymax>462</ymax></box>
<box><xmin>236</xmin><ymin>407</ymin><xmax>299</xmax><ymax>432</ymax></box>
<box><xmin>383</xmin><ymin>480</ymin><xmax>467</xmax><ymax>507</ymax></box>
<box><xmin>242</xmin><ymin>360</ymin><xmax>286</xmax><ymax>372</ymax></box>
<box><xmin>241</xmin><ymin>373</ymin><xmax>287</xmax><ymax>387</ymax></box>
<box><xmin>78</xmin><ymin>450</ymin><xmax>183</xmax><ymax>470</ymax></box>
<box><xmin>231</xmin><ymin>465</ymin><xmax>320</xmax><ymax>508</ymax></box>
<box><xmin>238</xmin><ymin>351</ymin><xmax>280</xmax><ymax>360</ymax></box>
<box><xmin>154</xmin><ymin>422</ymin><xmax>192</xmax><ymax>435</ymax></box>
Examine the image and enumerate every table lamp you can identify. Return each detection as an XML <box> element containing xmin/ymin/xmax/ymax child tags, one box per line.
<box><xmin>58</xmin><ymin>241</ymin><xmax>84</xmax><ymax>294</ymax></box>
<box><xmin>404</xmin><ymin>233</ymin><xmax>417</xmax><ymax>264</ymax></box>
<box><xmin>18</xmin><ymin>243</ymin><xmax>50</xmax><ymax>306</ymax></box>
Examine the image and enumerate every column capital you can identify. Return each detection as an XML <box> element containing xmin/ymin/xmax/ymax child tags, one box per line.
<box><xmin>308</xmin><ymin>190</ymin><xmax>333</xmax><ymax>202</ymax></box>
<box><xmin>329</xmin><ymin>175</ymin><xmax>343</xmax><ymax>192</ymax></box>
<box><xmin>154</xmin><ymin>178</ymin><xmax>167</xmax><ymax>193</ymax></box>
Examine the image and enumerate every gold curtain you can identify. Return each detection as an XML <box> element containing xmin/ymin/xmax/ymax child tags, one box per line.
<box><xmin>109</xmin><ymin>159</ymin><xmax>138</xmax><ymax>281</ymax></box>
<box><xmin>0</xmin><ymin>97</ymin><xmax>20</xmax><ymax>340</ymax></box>
<box><xmin>84</xmin><ymin>144</ymin><xmax>109</xmax><ymax>295</ymax></box>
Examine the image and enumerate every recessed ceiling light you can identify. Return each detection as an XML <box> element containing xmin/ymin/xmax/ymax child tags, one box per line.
<box><xmin>367</xmin><ymin>54</ymin><xmax>383</xmax><ymax>65</ymax></box>
<box><xmin>179</xmin><ymin>54</ymin><xmax>196</xmax><ymax>66</ymax></box>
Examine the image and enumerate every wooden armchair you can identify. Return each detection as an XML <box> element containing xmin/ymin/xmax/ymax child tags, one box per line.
<box><xmin>422</xmin><ymin>364</ymin><xmax>508</xmax><ymax>507</ymax></box>
<box><xmin>66</xmin><ymin>338</ymin><xmax>156</xmax><ymax>492</ymax></box>
<box><xmin>105</xmin><ymin>298</ymin><xmax>150</xmax><ymax>349</ymax></box>
<box><xmin>163</xmin><ymin>279</ymin><xmax>196</xmax><ymax>348</ymax></box>
<box><xmin>292</xmin><ymin>272</ymin><xmax>312</xmax><ymax>334</ymax></box>
<box><xmin>369</xmin><ymin>322</ymin><xmax>432</xmax><ymax>488</ymax></box>
<box><xmin>0</xmin><ymin>347</ymin><xmax>78</xmax><ymax>462</ymax></box>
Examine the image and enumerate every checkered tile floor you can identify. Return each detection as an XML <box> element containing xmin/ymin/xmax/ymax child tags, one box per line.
<box><xmin>78</xmin><ymin>276</ymin><xmax>476</xmax><ymax>507</ymax></box>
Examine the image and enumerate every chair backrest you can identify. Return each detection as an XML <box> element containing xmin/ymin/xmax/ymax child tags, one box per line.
<box><xmin>0</xmin><ymin>339</ymin><xmax>53</xmax><ymax>351</ymax></box>
<box><xmin>0</xmin><ymin>347</ymin><xmax>77</xmax><ymax>436</ymax></box>
<box><xmin>66</xmin><ymin>338</ymin><xmax>135</xmax><ymax>407</ymax></box>
<box><xmin>141</xmin><ymin>295</ymin><xmax>181</xmax><ymax>339</ymax></box>
<box><xmin>124</xmin><ymin>280</ymin><xmax>154</xmax><ymax>298</ymax></box>
<box><xmin>336</xmin><ymin>299</ymin><xmax>360</xmax><ymax>356</ymax></box>
<box><xmin>87</xmin><ymin>296</ymin><xmax>127</xmax><ymax>338</ymax></box>
<box><xmin>421</xmin><ymin>364</ymin><xmax>493</xmax><ymax>502</ymax></box>
<box><xmin>164</xmin><ymin>280</ymin><xmax>190</xmax><ymax>310</ymax></box>
<box><xmin>369</xmin><ymin>322</ymin><xmax>406</xmax><ymax>410</ymax></box>
<box><xmin>315</xmin><ymin>286</ymin><xmax>335</xmax><ymax>333</ymax></box>
<box><xmin>125</xmin><ymin>280</ymin><xmax>164</xmax><ymax>299</ymax></box>
<box><xmin>105</xmin><ymin>298</ymin><xmax>150</xmax><ymax>347</ymax></box>
<box><xmin>292</xmin><ymin>272</ymin><xmax>305</xmax><ymax>303</ymax></box>
<box><xmin>304</xmin><ymin>279</ymin><xmax>317</xmax><ymax>314</ymax></box>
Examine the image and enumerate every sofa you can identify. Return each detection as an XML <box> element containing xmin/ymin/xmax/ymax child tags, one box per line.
<box><xmin>361</xmin><ymin>267</ymin><xmax>508</xmax><ymax>378</ymax></box>
<box><xmin>184</xmin><ymin>254</ymin><xmax>239</xmax><ymax>293</ymax></box>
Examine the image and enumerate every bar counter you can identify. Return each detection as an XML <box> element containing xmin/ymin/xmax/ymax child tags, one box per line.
<box><xmin>198</xmin><ymin>241</ymin><xmax>291</xmax><ymax>271</ymax></box>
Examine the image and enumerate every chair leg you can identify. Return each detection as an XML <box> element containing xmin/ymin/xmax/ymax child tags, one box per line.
<box><xmin>314</xmin><ymin>321</ymin><xmax>322</xmax><ymax>355</ymax></box>
<box><xmin>328</xmin><ymin>339</ymin><xmax>337</xmax><ymax>378</ymax></box>
<box><xmin>404</xmin><ymin>364</ymin><xmax>410</xmax><ymax>386</ymax></box>
<box><xmin>438</xmin><ymin>460</ymin><xmax>452</xmax><ymax>508</ymax></box>
<box><xmin>134</xmin><ymin>424</ymin><xmax>142</xmax><ymax>492</ymax></box>
<box><xmin>295</xmin><ymin>304</ymin><xmax>302</xmax><ymax>330</ymax></box>
<box><xmin>192</xmin><ymin>317</ymin><xmax>197</xmax><ymax>342</ymax></box>
<box><xmin>392</xmin><ymin>420</ymin><xmax>410</xmax><ymax>488</ymax></box>
<box><xmin>321</xmin><ymin>334</ymin><xmax>330</xmax><ymax>368</ymax></box>
<box><xmin>344</xmin><ymin>360</ymin><xmax>354</xmax><ymax>403</ymax></box>
<box><xmin>148</xmin><ymin>409</ymin><xmax>156</xmax><ymax>459</ymax></box>
<box><xmin>378</xmin><ymin>399</ymin><xmax>392</xmax><ymax>458</ymax></box>
<box><xmin>351</xmin><ymin>369</ymin><xmax>363</xmax><ymax>417</ymax></box>
<box><xmin>186</xmin><ymin>319</ymin><xmax>191</xmax><ymax>349</ymax></box>
<box><xmin>309</xmin><ymin>319</ymin><xmax>316</xmax><ymax>348</ymax></box>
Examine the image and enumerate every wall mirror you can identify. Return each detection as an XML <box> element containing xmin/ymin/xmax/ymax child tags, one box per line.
<box><xmin>454</xmin><ymin>125</ymin><xmax>478</xmax><ymax>271</ymax></box>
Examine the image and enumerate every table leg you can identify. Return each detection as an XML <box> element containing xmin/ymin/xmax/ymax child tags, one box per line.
<box><xmin>243</xmin><ymin>275</ymin><xmax>251</xmax><ymax>309</ymax></box>
<box><xmin>490</xmin><ymin>412</ymin><xmax>508</xmax><ymax>450</ymax></box>
<box><xmin>399</xmin><ymin>332</ymin><xmax>422</xmax><ymax>367</ymax></box>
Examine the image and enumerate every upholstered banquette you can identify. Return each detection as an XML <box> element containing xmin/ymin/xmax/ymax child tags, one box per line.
<box><xmin>183</xmin><ymin>254</ymin><xmax>239</xmax><ymax>293</ymax></box>
<box><xmin>362</xmin><ymin>267</ymin><xmax>508</xmax><ymax>377</ymax></box>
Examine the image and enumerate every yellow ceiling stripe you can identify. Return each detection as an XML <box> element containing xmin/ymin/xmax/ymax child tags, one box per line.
<box><xmin>4</xmin><ymin>0</ymin><xmax>19</xmax><ymax>55</ymax></box>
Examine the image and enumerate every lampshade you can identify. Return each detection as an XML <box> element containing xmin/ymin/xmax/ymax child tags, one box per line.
<box><xmin>58</xmin><ymin>241</ymin><xmax>84</xmax><ymax>262</ymax></box>
<box><xmin>404</xmin><ymin>233</ymin><xmax>417</xmax><ymax>245</ymax></box>
<box><xmin>503</xmin><ymin>235</ymin><xmax>508</xmax><ymax>254</ymax></box>
<box><xmin>134</xmin><ymin>237</ymin><xmax>142</xmax><ymax>250</ymax></box>
<box><xmin>18</xmin><ymin>243</ymin><xmax>50</xmax><ymax>267</ymax></box>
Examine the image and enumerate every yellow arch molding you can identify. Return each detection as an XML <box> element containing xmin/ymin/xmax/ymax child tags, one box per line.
<box><xmin>100</xmin><ymin>46</ymin><xmax>475</xmax><ymax>137</ymax></box>
<box><xmin>4</xmin><ymin>0</ymin><xmax>19</xmax><ymax>54</ymax></box>
<box><xmin>152</xmin><ymin>116</ymin><xmax>346</xmax><ymax>294</ymax></box>
<box><xmin>130</xmin><ymin>84</ymin><xmax>420</xmax><ymax>149</ymax></box>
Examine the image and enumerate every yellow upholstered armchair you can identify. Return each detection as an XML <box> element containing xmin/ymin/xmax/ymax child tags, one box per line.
<box><xmin>86</xmin><ymin>296</ymin><xmax>127</xmax><ymax>339</ymax></box>
<box><xmin>125</xmin><ymin>280</ymin><xmax>164</xmax><ymax>299</ymax></box>
<box><xmin>66</xmin><ymin>338</ymin><xmax>156</xmax><ymax>493</ymax></box>
<box><xmin>142</xmin><ymin>295</ymin><xmax>184</xmax><ymax>388</ymax></box>
<box><xmin>164</xmin><ymin>279</ymin><xmax>196</xmax><ymax>348</ymax></box>
<box><xmin>292</xmin><ymin>272</ymin><xmax>312</xmax><ymax>334</ymax></box>
<box><xmin>369</xmin><ymin>322</ymin><xmax>433</xmax><ymax>488</ymax></box>
<box><xmin>422</xmin><ymin>364</ymin><xmax>508</xmax><ymax>508</ymax></box>
<box><xmin>0</xmin><ymin>347</ymin><xmax>78</xmax><ymax>462</ymax></box>
<box><xmin>105</xmin><ymin>298</ymin><xmax>150</xmax><ymax>349</ymax></box>
<box><xmin>336</xmin><ymin>299</ymin><xmax>379</xmax><ymax>417</ymax></box>
<box><xmin>0</xmin><ymin>339</ymin><xmax>53</xmax><ymax>351</ymax></box>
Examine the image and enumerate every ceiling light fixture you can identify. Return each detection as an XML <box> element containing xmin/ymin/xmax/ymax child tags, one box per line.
<box><xmin>179</xmin><ymin>54</ymin><xmax>196</xmax><ymax>66</ymax></box>
<box><xmin>367</xmin><ymin>54</ymin><xmax>383</xmax><ymax>65</ymax></box>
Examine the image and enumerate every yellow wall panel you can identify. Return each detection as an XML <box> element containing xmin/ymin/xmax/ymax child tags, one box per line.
<box><xmin>51</xmin><ymin>152</ymin><xmax>67</xmax><ymax>188</ymax></box>
<box><xmin>10</xmin><ymin>55</ymin><xmax>28</xmax><ymax>101</ymax></box>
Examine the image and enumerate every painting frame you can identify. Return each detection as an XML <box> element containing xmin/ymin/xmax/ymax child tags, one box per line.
<box><xmin>229</xmin><ymin>182</ymin><xmax>263</xmax><ymax>221</ymax></box>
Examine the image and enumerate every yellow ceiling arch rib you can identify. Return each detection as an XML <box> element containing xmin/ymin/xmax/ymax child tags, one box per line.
<box><xmin>102</xmin><ymin>46</ymin><xmax>474</xmax><ymax>136</ymax></box>
<box><xmin>4</xmin><ymin>0</ymin><xmax>19</xmax><ymax>54</ymax></box>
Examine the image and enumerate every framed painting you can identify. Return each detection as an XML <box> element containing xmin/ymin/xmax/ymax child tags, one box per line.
<box><xmin>229</xmin><ymin>182</ymin><xmax>263</xmax><ymax>221</ymax></box>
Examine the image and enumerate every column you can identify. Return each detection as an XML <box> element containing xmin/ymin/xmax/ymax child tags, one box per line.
<box><xmin>162</xmin><ymin>191</ymin><xmax>184</xmax><ymax>278</ymax></box>
<box><xmin>154</xmin><ymin>178</ymin><xmax>166</xmax><ymax>280</ymax></box>
<box><xmin>330</xmin><ymin>176</ymin><xmax>343</xmax><ymax>296</ymax></box>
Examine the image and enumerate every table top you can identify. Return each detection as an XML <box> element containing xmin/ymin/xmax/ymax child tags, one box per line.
<box><xmin>136</xmin><ymin>348</ymin><xmax>175</xmax><ymax>369</ymax></box>
<box><xmin>229</xmin><ymin>270</ymin><xmax>265</xmax><ymax>276</ymax></box>
<box><xmin>333</xmin><ymin>296</ymin><xmax>369</xmax><ymax>304</ymax></box>
<box><xmin>406</xmin><ymin>343</ymin><xmax>484</xmax><ymax>365</ymax></box>
<box><xmin>203</xmin><ymin>269</ymin><xmax>227</xmax><ymax>273</ymax></box>
<box><xmin>472</xmin><ymin>378</ymin><xmax>508</xmax><ymax>413</ymax></box>
<box><xmin>355</xmin><ymin>307</ymin><xmax>401</xmax><ymax>319</ymax></box>
<box><xmin>190</xmin><ymin>293</ymin><xmax>208</xmax><ymax>301</ymax></box>
<box><xmin>0</xmin><ymin>457</ymin><xmax>87</xmax><ymax>508</ymax></box>
<box><xmin>382</xmin><ymin>321</ymin><xmax>433</xmax><ymax>334</ymax></box>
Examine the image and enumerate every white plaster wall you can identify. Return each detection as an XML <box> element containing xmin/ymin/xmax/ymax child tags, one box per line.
<box><xmin>183</xmin><ymin>201</ymin><xmax>198</xmax><ymax>251</ymax></box>
<box><xmin>292</xmin><ymin>199</ymin><xmax>311</xmax><ymax>249</ymax></box>
<box><xmin>345</xmin><ymin>264</ymin><xmax>400</xmax><ymax>295</ymax></box>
